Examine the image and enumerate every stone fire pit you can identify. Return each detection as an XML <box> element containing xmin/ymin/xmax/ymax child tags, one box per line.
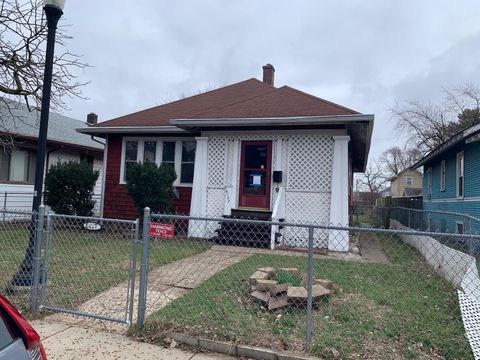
<box><xmin>249</xmin><ymin>267</ymin><xmax>332</xmax><ymax>311</ymax></box>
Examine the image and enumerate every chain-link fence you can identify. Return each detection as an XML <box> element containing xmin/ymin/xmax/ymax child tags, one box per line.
<box><xmin>0</xmin><ymin>191</ymin><xmax>102</xmax><ymax>216</ymax></box>
<box><xmin>136</xmin><ymin>211</ymin><xmax>479</xmax><ymax>359</ymax></box>
<box><xmin>377</xmin><ymin>207</ymin><xmax>480</xmax><ymax>258</ymax></box>
<box><xmin>1</xmin><ymin>206</ymin><xmax>480</xmax><ymax>359</ymax></box>
<box><xmin>0</xmin><ymin>209</ymin><xmax>38</xmax><ymax>313</ymax></box>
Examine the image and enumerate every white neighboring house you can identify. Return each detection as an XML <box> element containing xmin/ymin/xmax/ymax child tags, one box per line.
<box><xmin>0</xmin><ymin>99</ymin><xmax>104</xmax><ymax>214</ymax></box>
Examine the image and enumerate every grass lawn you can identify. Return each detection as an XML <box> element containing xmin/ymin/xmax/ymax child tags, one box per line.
<box><xmin>142</xmin><ymin>233</ymin><xmax>472</xmax><ymax>360</ymax></box>
<box><xmin>0</xmin><ymin>223</ymin><xmax>211</xmax><ymax>313</ymax></box>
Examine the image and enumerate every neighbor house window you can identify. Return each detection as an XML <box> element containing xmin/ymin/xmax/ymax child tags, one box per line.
<box><xmin>0</xmin><ymin>149</ymin><xmax>35</xmax><ymax>183</ymax></box>
<box><xmin>180</xmin><ymin>141</ymin><xmax>196</xmax><ymax>184</ymax></box>
<box><xmin>457</xmin><ymin>152</ymin><xmax>464</xmax><ymax>198</ymax></box>
<box><xmin>440</xmin><ymin>160</ymin><xmax>446</xmax><ymax>192</ymax></box>
<box><xmin>121</xmin><ymin>138</ymin><xmax>196</xmax><ymax>185</ymax></box>
<box><xmin>456</xmin><ymin>221</ymin><xmax>464</xmax><ymax>234</ymax></box>
<box><xmin>427</xmin><ymin>167</ymin><xmax>432</xmax><ymax>200</ymax></box>
<box><xmin>405</xmin><ymin>177</ymin><xmax>413</xmax><ymax>186</ymax></box>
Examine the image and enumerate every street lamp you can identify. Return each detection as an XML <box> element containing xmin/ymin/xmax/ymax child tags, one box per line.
<box><xmin>11</xmin><ymin>0</ymin><xmax>65</xmax><ymax>287</ymax></box>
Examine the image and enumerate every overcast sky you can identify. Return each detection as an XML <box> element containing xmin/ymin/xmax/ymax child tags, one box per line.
<box><xmin>59</xmin><ymin>0</ymin><xmax>480</xmax><ymax>160</ymax></box>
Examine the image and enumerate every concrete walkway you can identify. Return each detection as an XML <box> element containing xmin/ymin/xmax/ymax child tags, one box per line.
<box><xmin>31</xmin><ymin>317</ymin><xmax>236</xmax><ymax>360</ymax></box>
<box><xmin>358</xmin><ymin>233</ymin><xmax>390</xmax><ymax>264</ymax></box>
<box><xmin>32</xmin><ymin>247</ymin><xmax>252</xmax><ymax>358</ymax></box>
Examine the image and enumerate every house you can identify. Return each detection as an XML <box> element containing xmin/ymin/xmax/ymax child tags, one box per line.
<box><xmin>389</xmin><ymin>169</ymin><xmax>423</xmax><ymax>198</ymax></box>
<box><xmin>0</xmin><ymin>99</ymin><xmax>104</xmax><ymax>212</ymax></box>
<box><xmin>78</xmin><ymin>64</ymin><xmax>374</xmax><ymax>251</ymax></box>
<box><xmin>381</xmin><ymin>186</ymin><xmax>391</xmax><ymax>198</ymax></box>
<box><xmin>412</xmin><ymin>122</ymin><xmax>480</xmax><ymax>233</ymax></box>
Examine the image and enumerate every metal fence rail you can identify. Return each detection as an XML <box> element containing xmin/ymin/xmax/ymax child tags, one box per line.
<box><xmin>0</xmin><ymin>191</ymin><xmax>102</xmax><ymax>217</ymax></box>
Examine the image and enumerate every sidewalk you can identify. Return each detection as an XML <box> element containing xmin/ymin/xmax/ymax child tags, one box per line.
<box><xmin>32</xmin><ymin>317</ymin><xmax>237</xmax><ymax>360</ymax></box>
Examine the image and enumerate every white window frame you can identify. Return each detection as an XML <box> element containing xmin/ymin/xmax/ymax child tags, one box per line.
<box><xmin>456</xmin><ymin>151</ymin><xmax>464</xmax><ymax>198</ymax></box>
<box><xmin>440</xmin><ymin>160</ymin><xmax>446</xmax><ymax>192</ymax></box>
<box><xmin>405</xmin><ymin>177</ymin><xmax>413</xmax><ymax>186</ymax></box>
<box><xmin>427</xmin><ymin>167</ymin><xmax>432</xmax><ymax>200</ymax></box>
<box><xmin>119</xmin><ymin>137</ymin><xmax>196</xmax><ymax>186</ymax></box>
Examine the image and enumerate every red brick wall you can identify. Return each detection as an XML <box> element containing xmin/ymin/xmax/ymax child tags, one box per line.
<box><xmin>103</xmin><ymin>135</ymin><xmax>193</xmax><ymax>220</ymax></box>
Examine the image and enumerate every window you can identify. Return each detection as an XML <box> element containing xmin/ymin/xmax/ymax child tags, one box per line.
<box><xmin>0</xmin><ymin>149</ymin><xmax>35</xmax><ymax>183</ymax></box>
<box><xmin>124</xmin><ymin>141</ymin><xmax>138</xmax><ymax>180</ymax></box>
<box><xmin>121</xmin><ymin>138</ymin><xmax>196</xmax><ymax>185</ymax></box>
<box><xmin>405</xmin><ymin>177</ymin><xmax>413</xmax><ymax>186</ymax></box>
<box><xmin>440</xmin><ymin>160</ymin><xmax>446</xmax><ymax>192</ymax></box>
<box><xmin>162</xmin><ymin>142</ymin><xmax>176</xmax><ymax>170</ymax></box>
<box><xmin>427</xmin><ymin>167</ymin><xmax>432</xmax><ymax>200</ymax></box>
<box><xmin>456</xmin><ymin>221</ymin><xmax>464</xmax><ymax>234</ymax></box>
<box><xmin>143</xmin><ymin>141</ymin><xmax>156</xmax><ymax>163</ymax></box>
<box><xmin>180</xmin><ymin>141</ymin><xmax>196</xmax><ymax>184</ymax></box>
<box><xmin>457</xmin><ymin>152</ymin><xmax>464</xmax><ymax>198</ymax></box>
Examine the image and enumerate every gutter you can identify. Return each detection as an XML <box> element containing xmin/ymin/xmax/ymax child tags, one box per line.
<box><xmin>412</xmin><ymin>125</ymin><xmax>480</xmax><ymax>169</ymax></box>
<box><xmin>90</xmin><ymin>135</ymin><xmax>105</xmax><ymax>146</ymax></box>
<box><xmin>170</xmin><ymin>114</ymin><xmax>374</xmax><ymax>127</ymax></box>
<box><xmin>76</xmin><ymin>126</ymin><xmax>188</xmax><ymax>135</ymax></box>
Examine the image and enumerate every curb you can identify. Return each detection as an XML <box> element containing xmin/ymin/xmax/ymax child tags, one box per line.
<box><xmin>166</xmin><ymin>332</ymin><xmax>316</xmax><ymax>360</ymax></box>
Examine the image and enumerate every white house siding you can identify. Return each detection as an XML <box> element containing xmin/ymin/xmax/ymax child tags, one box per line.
<box><xmin>195</xmin><ymin>130</ymin><xmax>346</xmax><ymax>248</ymax></box>
<box><xmin>0</xmin><ymin>149</ymin><xmax>103</xmax><ymax>215</ymax></box>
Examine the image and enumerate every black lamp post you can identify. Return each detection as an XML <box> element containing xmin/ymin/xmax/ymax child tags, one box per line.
<box><xmin>11</xmin><ymin>0</ymin><xmax>65</xmax><ymax>287</ymax></box>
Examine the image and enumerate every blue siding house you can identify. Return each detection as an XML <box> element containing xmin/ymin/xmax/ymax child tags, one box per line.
<box><xmin>413</xmin><ymin>123</ymin><xmax>480</xmax><ymax>233</ymax></box>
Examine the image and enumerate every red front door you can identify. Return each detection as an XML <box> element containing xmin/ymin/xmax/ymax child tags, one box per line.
<box><xmin>238</xmin><ymin>141</ymin><xmax>272</xmax><ymax>209</ymax></box>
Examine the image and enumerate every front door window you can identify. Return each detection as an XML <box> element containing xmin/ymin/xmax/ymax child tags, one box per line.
<box><xmin>239</xmin><ymin>141</ymin><xmax>272</xmax><ymax>209</ymax></box>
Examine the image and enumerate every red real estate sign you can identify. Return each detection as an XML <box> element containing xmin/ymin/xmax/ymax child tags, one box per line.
<box><xmin>149</xmin><ymin>223</ymin><xmax>175</xmax><ymax>239</ymax></box>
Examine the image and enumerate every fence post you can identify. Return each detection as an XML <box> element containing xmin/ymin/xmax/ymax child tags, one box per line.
<box><xmin>137</xmin><ymin>207</ymin><xmax>150</xmax><ymax>330</ymax></box>
<box><xmin>2</xmin><ymin>191</ymin><xmax>6</xmax><ymax>222</ymax></box>
<box><xmin>305</xmin><ymin>226</ymin><xmax>314</xmax><ymax>352</ymax></box>
<box><xmin>128</xmin><ymin>218</ymin><xmax>140</xmax><ymax>325</ymax></box>
<box><xmin>39</xmin><ymin>211</ymin><xmax>52</xmax><ymax>310</ymax></box>
<box><xmin>31</xmin><ymin>205</ymin><xmax>45</xmax><ymax>314</ymax></box>
<box><xmin>408</xmin><ymin>210</ymin><xmax>411</xmax><ymax>228</ymax></box>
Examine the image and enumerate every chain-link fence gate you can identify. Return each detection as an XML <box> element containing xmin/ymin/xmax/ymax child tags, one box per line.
<box><xmin>33</xmin><ymin>209</ymin><xmax>140</xmax><ymax>325</ymax></box>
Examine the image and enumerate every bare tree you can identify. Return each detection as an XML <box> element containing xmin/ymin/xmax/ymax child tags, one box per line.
<box><xmin>0</xmin><ymin>0</ymin><xmax>88</xmax><ymax>146</ymax></box>
<box><xmin>389</xmin><ymin>82</ymin><xmax>480</xmax><ymax>154</ymax></box>
<box><xmin>357</xmin><ymin>161</ymin><xmax>386</xmax><ymax>193</ymax></box>
<box><xmin>379</xmin><ymin>145</ymin><xmax>422</xmax><ymax>177</ymax></box>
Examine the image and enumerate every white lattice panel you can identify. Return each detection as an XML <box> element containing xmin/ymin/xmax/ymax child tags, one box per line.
<box><xmin>282</xmin><ymin>191</ymin><xmax>331</xmax><ymax>248</ymax></box>
<box><xmin>459</xmin><ymin>291</ymin><xmax>480</xmax><ymax>359</ymax></box>
<box><xmin>225</xmin><ymin>140</ymin><xmax>235</xmax><ymax>187</ymax></box>
<box><xmin>207</xmin><ymin>138</ymin><xmax>228</xmax><ymax>188</ymax></box>
<box><xmin>206</xmin><ymin>188</ymin><xmax>225</xmax><ymax>219</ymax></box>
<box><xmin>287</xmin><ymin>136</ymin><xmax>333</xmax><ymax>191</ymax></box>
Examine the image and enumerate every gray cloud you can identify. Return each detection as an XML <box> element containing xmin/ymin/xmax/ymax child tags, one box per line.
<box><xmin>57</xmin><ymin>0</ymin><xmax>480</xmax><ymax>160</ymax></box>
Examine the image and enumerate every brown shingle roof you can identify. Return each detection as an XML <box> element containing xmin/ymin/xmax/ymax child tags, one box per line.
<box><xmin>93</xmin><ymin>78</ymin><xmax>359</xmax><ymax>128</ymax></box>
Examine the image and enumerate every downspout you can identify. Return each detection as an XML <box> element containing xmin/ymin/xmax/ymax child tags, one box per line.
<box><xmin>90</xmin><ymin>135</ymin><xmax>105</xmax><ymax>146</ymax></box>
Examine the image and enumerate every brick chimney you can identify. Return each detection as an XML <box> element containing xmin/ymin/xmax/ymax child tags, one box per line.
<box><xmin>86</xmin><ymin>112</ymin><xmax>98</xmax><ymax>126</ymax></box>
<box><xmin>262</xmin><ymin>63</ymin><xmax>275</xmax><ymax>86</ymax></box>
